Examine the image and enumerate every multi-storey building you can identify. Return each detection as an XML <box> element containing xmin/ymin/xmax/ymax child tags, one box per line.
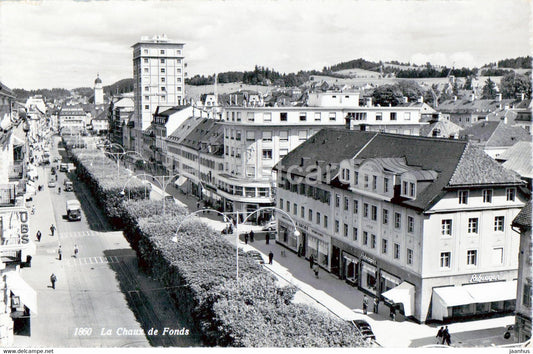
<box><xmin>274</xmin><ymin>128</ymin><xmax>528</xmax><ymax>323</ymax></box>
<box><xmin>512</xmin><ymin>201</ymin><xmax>532</xmax><ymax>343</ymax></box>
<box><xmin>108</xmin><ymin>93</ymin><xmax>134</xmax><ymax>148</ymax></box>
<box><xmin>132</xmin><ymin>35</ymin><xmax>185</xmax><ymax>154</ymax></box>
<box><xmin>58</xmin><ymin>104</ymin><xmax>88</xmax><ymax>134</ymax></box>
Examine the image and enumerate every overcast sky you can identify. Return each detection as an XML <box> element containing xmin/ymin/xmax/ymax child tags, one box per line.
<box><xmin>0</xmin><ymin>0</ymin><xmax>530</xmax><ymax>89</ymax></box>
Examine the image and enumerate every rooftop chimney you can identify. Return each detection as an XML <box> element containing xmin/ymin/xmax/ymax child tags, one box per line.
<box><xmin>470</xmin><ymin>93</ymin><xmax>475</xmax><ymax>102</ymax></box>
<box><xmin>497</xmin><ymin>93</ymin><xmax>502</xmax><ymax>101</ymax></box>
<box><xmin>366</xmin><ymin>97</ymin><xmax>373</xmax><ymax>107</ymax></box>
<box><xmin>402</xmin><ymin>96</ymin><xmax>408</xmax><ymax>103</ymax></box>
<box><xmin>418</xmin><ymin>96</ymin><xmax>424</xmax><ymax>103</ymax></box>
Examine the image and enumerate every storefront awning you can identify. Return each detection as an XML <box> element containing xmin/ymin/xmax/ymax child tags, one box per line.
<box><xmin>431</xmin><ymin>281</ymin><xmax>517</xmax><ymax>321</ymax></box>
<box><xmin>5</xmin><ymin>272</ymin><xmax>38</xmax><ymax>314</ymax></box>
<box><xmin>175</xmin><ymin>176</ymin><xmax>188</xmax><ymax>187</ymax></box>
<box><xmin>382</xmin><ymin>281</ymin><xmax>415</xmax><ymax>317</ymax></box>
<box><xmin>343</xmin><ymin>253</ymin><xmax>358</xmax><ymax>264</ymax></box>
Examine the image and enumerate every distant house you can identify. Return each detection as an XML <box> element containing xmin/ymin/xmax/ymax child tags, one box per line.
<box><xmin>459</xmin><ymin>121</ymin><xmax>531</xmax><ymax>158</ymax></box>
<box><xmin>437</xmin><ymin>96</ymin><xmax>518</xmax><ymax>128</ymax></box>
<box><xmin>419</xmin><ymin>119</ymin><xmax>463</xmax><ymax>139</ymax></box>
<box><xmin>496</xmin><ymin>141</ymin><xmax>533</xmax><ymax>190</ymax></box>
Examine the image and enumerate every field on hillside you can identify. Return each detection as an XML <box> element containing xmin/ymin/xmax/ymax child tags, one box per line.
<box><xmin>185</xmin><ymin>82</ymin><xmax>273</xmax><ymax>99</ymax></box>
<box><xmin>335</xmin><ymin>68</ymin><xmax>381</xmax><ymax>78</ymax></box>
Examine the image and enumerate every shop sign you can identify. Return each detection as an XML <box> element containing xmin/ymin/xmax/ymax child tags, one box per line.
<box><xmin>469</xmin><ymin>274</ymin><xmax>501</xmax><ymax>283</ymax></box>
<box><xmin>309</xmin><ymin>228</ymin><xmax>324</xmax><ymax>238</ymax></box>
<box><xmin>296</xmin><ymin>222</ymin><xmax>308</xmax><ymax>231</ymax></box>
<box><xmin>361</xmin><ymin>252</ymin><xmax>376</xmax><ymax>265</ymax></box>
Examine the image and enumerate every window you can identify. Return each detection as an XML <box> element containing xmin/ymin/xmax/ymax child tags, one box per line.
<box><xmin>494</xmin><ymin>216</ymin><xmax>505</xmax><ymax>231</ymax></box>
<box><xmin>371</xmin><ymin>234</ymin><xmax>376</xmax><ymax>249</ymax></box>
<box><xmin>458</xmin><ymin>190</ymin><xmax>469</xmax><ymax>204</ymax></box>
<box><xmin>314</xmin><ymin>112</ymin><xmax>321</xmax><ymax>121</ymax></box>
<box><xmin>308</xmin><ymin>209</ymin><xmax>313</xmax><ymax>222</ymax></box>
<box><xmin>161</xmin><ymin>86</ymin><xmax>166</xmax><ymax>91</ymax></box>
<box><xmin>300</xmin><ymin>206</ymin><xmax>305</xmax><ymax>218</ymax></box>
<box><xmin>262</xmin><ymin>131</ymin><xmax>272</xmax><ymax>142</ymax></box>
<box><xmin>363</xmin><ymin>231</ymin><xmax>368</xmax><ymax>246</ymax></box>
<box><xmin>316</xmin><ymin>212</ymin><xmax>321</xmax><ymax>225</ymax></box>
<box><xmin>160</xmin><ymin>58</ymin><xmax>165</xmax><ymax>64</ymax></box>
<box><xmin>371</xmin><ymin>205</ymin><xmax>377</xmax><ymax>221</ymax></box>
<box><xmin>293</xmin><ymin>203</ymin><xmax>297</xmax><ymax>216</ymax></box>
<box><xmin>144</xmin><ymin>58</ymin><xmax>148</xmax><ymax>63</ymax></box>
<box><xmin>407</xmin><ymin>249</ymin><xmax>413</xmax><ymax>265</ymax></box>
<box><xmin>353</xmin><ymin>200</ymin><xmax>359</xmax><ymax>214</ymax></box>
<box><xmin>394</xmin><ymin>243</ymin><xmax>400</xmax><ymax>259</ymax></box>
<box><xmin>286</xmin><ymin>201</ymin><xmax>290</xmax><ymax>212</ymax></box>
<box><xmin>263</xmin><ymin>113</ymin><xmax>272</xmax><ymax>122</ymax></box>
<box><xmin>441</xmin><ymin>219</ymin><xmax>452</xmax><ymax>236</ymax></box>
<box><xmin>324</xmin><ymin>215</ymin><xmax>328</xmax><ymax>228</ymax></box>
<box><xmin>144</xmin><ymin>68</ymin><xmax>149</xmax><ymax>73</ymax></box>
<box><xmin>394</xmin><ymin>212</ymin><xmax>401</xmax><ymax>229</ymax></box>
<box><xmin>390</xmin><ymin>112</ymin><xmax>397</xmax><ymax>121</ymax></box>
<box><xmin>236</xmin><ymin>130</ymin><xmax>241</xmax><ymax>141</ymax></box>
<box><xmin>409</xmin><ymin>183</ymin><xmax>415</xmax><ymax>197</ymax></box>
<box><xmin>344</xmin><ymin>223</ymin><xmax>349</xmax><ymax>237</ymax></box>
<box><xmin>404</xmin><ymin>112</ymin><xmax>411</xmax><ymax>121</ymax></box>
<box><xmin>524</xmin><ymin>281</ymin><xmax>532</xmax><ymax>308</ymax></box>
<box><xmin>298</xmin><ymin>130</ymin><xmax>307</xmax><ymax>141</ymax></box>
<box><xmin>363</xmin><ymin>203</ymin><xmax>369</xmax><ymax>218</ymax></box>
<box><xmin>160</xmin><ymin>68</ymin><xmax>165</xmax><ymax>73</ymax></box>
<box><xmin>376</xmin><ymin>112</ymin><xmax>382</xmax><ymax>121</ymax></box>
<box><xmin>492</xmin><ymin>247</ymin><xmax>503</xmax><ymax>265</ymax></box>
<box><xmin>280</xmin><ymin>112</ymin><xmax>287</xmax><ymax>121</ymax></box>
<box><xmin>280</xmin><ymin>148</ymin><xmax>288</xmax><ymax>157</ymax></box>
<box><xmin>262</xmin><ymin>149</ymin><xmax>272</xmax><ymax>159</ymax></box>
<box><xmin>468</xmin><ymin>218</ymin><xmax>478</xmax><ymax>234</ymax></box>
<box><xmin>353</xmin><ymin>227</ymin><xmax>358</xmax><ymax>241</ymax></box>
<box><xmin>364</xmin><ymin>174</ymin><xmax>369</xmax><ymax>188</ymax></box>
<box><xmin>344</xmin><ymin>197</ymin><xmax>349</xmax><ymax>211</ymax></box>
<box><xmin>440</xmin><ymin>252</ymin><xmax>451</xmax><ymax>268</ymax></box>
<box><xmin>354</xmin><ymin>171</ymin><xmax>359</xmax><ymax>185</ymax></box>
<box><xmin>372</xmin><ymin>175</ymin><xmax>377</xmax><ymax>190</ymax></box>
<box><xmin>335</xmin><ymin>194</ymin><xmax>340</xmax><ymax>208</ymax></box>
<box><xmin>144</xmin><ymin>95</ymin><xmax>149</xmax><ymax>100</ymax></box>
<box><xmin>279</xmin><ymin>198</ymin><xmax>284</xmax><ymax>210</ymax></box>
<box><xmin>279</xmin><ymin>130</ymin><xmax>288</xmax><ymax>141</ymax></box>
<box><xmin>482</xmin><ymin>189</ymin><xmax>493</xmax><ymax>203</ymax></box>
<box><xmin>144</xmin><ymin>86</ymin><xmax>149</xmax><ymax>91</ymax></box>
<box><xmin>246</xmin><ymin>131</ymin><xmax>255</xmax><ymax>141</ymax></box>
<box><xmin>335</xmin><ymin>220</ymin><xmax>340</xmax><ymax>233</ymax></box>
<box><xmin>247</xmin><ymin>112</ymin><xmax>254</xmax><ymax>122</ymax></box>
<box><xmin>506</xmin><ymin>188</ymin><xmax>516</xmax><ymax>201</ymax></box>
<box><xmin>402</xmin><ymin>181</ymin><xmax>408</xmax><ymax>195</ymax></box>
<box><xmin>299</xmin><ymin>112</ymin><xmax>307</xmax><ymax>121</ymax></box>
<box><xmin>384</xmin><ymin>177</ymin><xmax>389</xmax><ymax>193</ymax></box>
<box><xmin>383</xmin><ymin>209</ymin><xmax>389</xmax><ymax>224</ymax></box>
<box><xmin>467</xmin><ymin>250</ymin><xmax>477</xmax><ymax>266</ymax></box>
<box><xmin>382</xmin><ymin>239</ymin><xmax>388</xmax><ymax>254</ymax></box>
<box><xmin>329</xmin><ymin>112</ymin><xmax>336</xmax><ymax>121</ymax></box>
<box><xmin>408</xmin><ymin>216</ymin><xmax>414</xmax><ymax>233</ymax></box>
<box><xmin>160</xmin><ymin>50</ymin><xmax>165</xmax><ymax>54</ymax></box>
<box><xmin>144</xmin><ymin>105</ymin><xmax>149</xmax><ymax>110</ymax></box>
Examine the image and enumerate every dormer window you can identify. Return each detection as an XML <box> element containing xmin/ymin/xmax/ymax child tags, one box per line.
<box><xmin>409</xmin><ymin>182</ymin><xmax>415</xmax><ymax>197</ymax></box>
<box><xmin>384</xmin><ymin>177</ymin><xmax>389</xmax><ymax>193</ymax></box>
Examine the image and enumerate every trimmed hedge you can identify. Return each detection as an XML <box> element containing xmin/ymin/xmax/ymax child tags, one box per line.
<box><xmin>121</xmin><ymin>200</ymin><xmax>365</xmax><ymax>347</ymax></box>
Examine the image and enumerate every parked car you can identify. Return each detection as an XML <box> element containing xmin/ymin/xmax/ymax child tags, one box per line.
<box><xmin>350</xmin><ymin>319</ymin><xmax>376</xmax><ymax>341</ymax></box>
<box><xmin>59</xmin><ymin>163</ymin><xmax>69</xmax><ymax>172</ymax></box>
<box><xmin>261</xmin><ymin>220</ymin><xmax>277</xmax><ymax>231</ymax></box>
<box><xmin>64</xmin><ymin>180</ymin><xmax>73</xmax><ymax>192</ymax></box>
<box><xmin>47</xmin><ymin>180</ymin><xmax>56</xmax><ymax>188</ymax></box>
<box><xmin>164</xmin><ymin>195</ymin><xmax>175</xmax><ymax>204</ymax></box>
<box><xmin>246</xmin><ymin>250</ymin><xmax>265</xmax><ymax>264</ymax></box>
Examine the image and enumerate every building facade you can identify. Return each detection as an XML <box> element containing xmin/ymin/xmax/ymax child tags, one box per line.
<box><xmin>512</xmin><ymin>201</ymin><xmax>532</xmax><ymax>343</ymax></box>
<box><xmin>58</xmin><ymin>105</ymin><xmax>88</xmax><ymax>134</ymax></box>
<box><xmin>132</xmin><ymin>35</ymin><xmax>185</xmax><ymax>154</ymax></box>
<box><xmin>275</xmin><ymin>129</ymin><xmax>528</xmax><ymax>323</ymax></box>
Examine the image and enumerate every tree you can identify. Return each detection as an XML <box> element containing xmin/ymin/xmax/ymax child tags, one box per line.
<box><xmin>371</xmin><ymin>85</ymin><xmax>403</xmax><ymax>106</ymax></box>
<box><xmin>481</xmin><ymin>78</ymin><xmax>497</xmax><ymax>99</ymax></box>
<box><xmin>500</xmin><ymin>72</ymin><xmax>532</xmax><ymax>99</ymax></box>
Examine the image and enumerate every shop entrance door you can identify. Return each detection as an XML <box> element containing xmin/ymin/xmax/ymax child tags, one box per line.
<box><xmin>331</xmin><ymin>246</ymin><xmax>340</xmax><ymax>276</ymax></box>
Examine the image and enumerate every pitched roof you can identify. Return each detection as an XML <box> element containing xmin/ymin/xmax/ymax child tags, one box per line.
<box><xmin>512</xmin><ymin>200</ymin><xmax>532</xmax><ymax>228</ymax></box>
<box><xmin>497</xmin><ymin>141</ymin><xmax>533</xmax><ymax>178</ymax></box>
<box><xmin>437</xmin><ymin>98</ymin><xmax>516</xmax><ymax>113</ymax></box>
<box><xmin>179</xmin><ymin>118</ymin><xmax>223</xmax><ymax>155</ymax></box>
<box><xmin>419</xmin><ymin>120</ymin><xmax>463</xmax><ymax>137</ymax></box>
<box><xmin>277</xmin><ymin>128</ymin><xmax>523</xmax><ymax>211</ymax></box>
<box><xmin>460</xmin><ymin>121</ymin><xmax>531</xmax><ymax>147</ymax></box>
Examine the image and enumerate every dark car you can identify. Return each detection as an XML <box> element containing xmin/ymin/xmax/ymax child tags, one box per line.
<box><xmin>350</xmin><ymin>319</ymin><xmax>376</xmax><ymax>341</ymax></box>
<box><xmin>246</xmin><ymin>250</ymin><xmax>265</xmax><ymax>264</ymax></box>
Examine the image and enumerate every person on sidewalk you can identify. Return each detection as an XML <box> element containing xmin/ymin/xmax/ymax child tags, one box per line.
<box><xmin>74</xmin><ymin>244</ymin><xmax>79</xmax><ymax>258</ymax></box>
<box><xmin>244</xmin><ymin>233</ymin><xmax>249</xmax><ymax>244</ymax></box>
<box><xmin>58</xmin><ymin>246</ymin><xmax>62</xmax><ymax>260</ymax></box>
<box><xmin>443</xmin><ymin>326</ymin><xmax>451</xmax><ymax>345</ymax></box>
<box><xmin>50</xmin><ymin>224</ymin><xmax>56</xmax><ymax>236</ymax></box>
<box><xmin>390</xmin><ymin>306</ymin><xmax>396</xmax><ymax>321</ymax></box>
<box><xmin>436</xmin><ymin>326</ymin><xmax>444</xmax><ymax>344</ymax></box>
<box><xmin>36</xmin><ymin>230</ymin><xmax>42</xmax><ymax>242</ymax></box>
<box><xmin>31</xmin><ymin>205</ymin><xmax>35</xmax><ymax>215</ymax></box>
<box><xmin>363</xmin><ymin>295</ymin><xmax>369</xmax><ymax>315</ymax></box>
<box><xmin>309</xmin><ymin>254</ymin><xmax>314</xmax><ymax>269</ymax></box>
<box><xmin>265</xmin><ymin>232</ymin><xmax>270</xmax><ymax>244</ymax></box>
<box><xmin>249</xmin><ymin>230</ymin><xmax>254</xmax><ymax>242</ymax></box>
<box><xmin>313</xmin><ymin>263</ymin><xmax>319</xmax><ymax>278</ymax></box>
<box><xmin>373</xmin><ymin>297</ymin><xmax>379</xmax><ymax>314</ymax></box>
<box><xmin>50</xmin><ymin>273</ymin><xmax>57</xmax><ymax>289</ymax></box>
<box><xmin>268</xmin><ymin>251</ymin><xmax>274</xmax><ymax>265</ymax></box>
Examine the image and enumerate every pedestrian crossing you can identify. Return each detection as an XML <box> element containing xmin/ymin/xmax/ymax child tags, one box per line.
<box><xmin>58</xmin><ymin>230</ymin><xmax>123</xmax><ymax>239</ymax></box>
<box><xmin>66</xmin><ymin>255</ymin><xmax>121</xmax><ymax>266</ymax></box>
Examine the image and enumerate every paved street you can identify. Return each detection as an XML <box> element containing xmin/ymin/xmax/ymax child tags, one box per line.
<box><xmin>13</xmin><ymin>137</ymin><xmax>201</xmax><ymax>347</ymax></box>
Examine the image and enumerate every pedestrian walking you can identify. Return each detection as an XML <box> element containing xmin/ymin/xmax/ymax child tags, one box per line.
<box><xmin>390</xmin><ymin>306</ymin><xmax>396</xmax><ymax>321</ymax></box>
<box><xmin>373</xmin><ymin>297</ymin><xmax>379</xmax><ymax>314</ymax></box>
<box><xmin>31</xmin><ymin>205</ymin><xmax>35</xmax><ymax>215</ymax></box>
<box><xmin>313</xmin><ymin>263</ymin><xmax>319</xmax><ymax>278</ymax></box>
<box><xmin>443</xmin><ymin>326</ymin><xmax>451</xmax><ymax>345</ymax></box>
<box><xmin>196</xmin><ymin>201</ymin><xmax>200</xmax><ymax>210</ymax></box>
<box><xmin>265</xmin><ymin>232</ymin><xmax>270</xmax><ymax>244</ymax></box>
<box><xmin>36</xmin><ymin>230</ymin><xmax>42</xmax><ymax>242</ymax></box>
<box><xmin>74</xmin><ymin>244</ymin><xmax>79</xmax><ymax>258</ymax></box>
<box><xmin>50</xmin><ymin>273</ymin><xmax>57</xmax><ymax>289</ymax></box>
<box><xmin>244</xmin><ymin>233</ymin><xmax>248</xmax><ymax>244</ymax></box>
<box><xmin>363</xmin><ymin>295</ymin><xmax>369</xmax><ymax>315</ymax></box>
<box><xmin>436</xmin><ymin>326</ymin><xmax>444</xmax><ymax>344</ymax></box>
<box><xmin>249</xmin><ymin>230</ymin><xmax>254</xmax><ymax>242</ymax></box>
<box><xmin>58</xmin><ymin>246</ymin><xmax>62</xmax><ymax>260</ymax></box>
<box><xmin>50</xmin><ymin>224</ymin><xmax>56</xmax><ymax>236</ymax></box>
<box><xmin>268</xmin><ymin>251</ymin><xmax>274</xmax><ymax>265</ymax></box>
<box><xmin>57</xmin><ymin>187</ymin><xmax>61</xmax><ymax>194</ymax></box>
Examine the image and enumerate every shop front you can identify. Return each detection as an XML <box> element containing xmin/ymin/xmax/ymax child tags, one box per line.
<box><xmin>307</xmin><ymin>235</ymin><xmax>329</xmax><ymax>268</ymax></box>
<box><xmin>342</xmin><ymin>252</ymin><xmax>359</xmax><ymax>286</ymax></box>
<box><xmin>278</xmin><ymin>219</ymin><xmax>299</xmax><ymax>252</ymax></box>
<box><xmin>360</xmin><ymin>260</ymin><xmax>378</xmax><ymax>295</ymax></box>
<box><xmin>380</xmin><ymin>270</ymin><xmax>402</xmax><ymax>292</ymax></box>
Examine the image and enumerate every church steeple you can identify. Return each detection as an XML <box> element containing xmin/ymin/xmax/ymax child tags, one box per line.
<box><xmin>94</xmin><ymin>73</ymin><xmax>103</xmax><ymax>105</ymax></box>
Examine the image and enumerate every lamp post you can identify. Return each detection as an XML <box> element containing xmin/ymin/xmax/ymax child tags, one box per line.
<box><xmin>121</xmin><ymin>172</ymin><xmax>180</xmax><ymax>215</ymax></box>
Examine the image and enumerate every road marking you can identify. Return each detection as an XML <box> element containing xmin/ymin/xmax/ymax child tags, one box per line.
<box><xmin>66</xmin><ymin>255</ymin><xmax>123</xmax><ymax>266</ymax></box>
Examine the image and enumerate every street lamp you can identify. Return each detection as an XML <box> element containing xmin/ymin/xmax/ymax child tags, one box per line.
<box><xmin>120</xmin><ymin>173</ymin><xmax>152</xmax><ymax>200</ymax></box>
<box><xmin>120</xmin><ymin>172</ymin><xmax>180</xmax><ymax>215</ymax></box>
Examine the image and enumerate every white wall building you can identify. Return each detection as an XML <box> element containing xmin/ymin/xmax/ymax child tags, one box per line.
<box><xmin>94</xmin><ymin>74</ymin><xmax>104</xmax><ymax>105</ymax></box>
